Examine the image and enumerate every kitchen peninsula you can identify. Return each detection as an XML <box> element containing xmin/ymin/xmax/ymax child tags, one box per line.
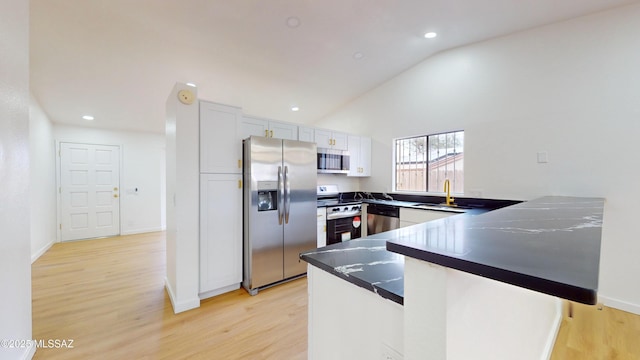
<box><xmin>301</xmin><ymin>196</ymin><xmax>604</xmax><ymax>360</ymax></box>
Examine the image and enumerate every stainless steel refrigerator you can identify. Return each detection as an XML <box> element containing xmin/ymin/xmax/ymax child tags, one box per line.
<box><xmin>243</xmin><ymin>136</ymin><xmax>317</xmax><ymax>295</ymax></box>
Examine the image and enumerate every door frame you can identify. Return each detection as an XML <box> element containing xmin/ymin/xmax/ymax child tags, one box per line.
<box><xmin>55</xmin><ymin>140</ymin><xmax>124</xmax><ymax>242</ymax></box>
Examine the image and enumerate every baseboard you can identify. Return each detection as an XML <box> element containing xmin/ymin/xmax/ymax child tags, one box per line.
<box><xmin>121</xmin><ymin>226</ymin><xmax>163</xmax><ymax>236</ymax></box>
<box><xmin>164</xmin><ymin>277</ymin><xmax>200</xmax><ymax>314</ymax></box>
<box><xmin>15</xmin><ymin>343</ymin><xmax>36</xmax><ymax>360</ymax></box>
<box><xmin>31</xmin><ymin>239</ymin><xmax>55</xmax><ymax>264</ymax></box>
<box><xmin>599</xmin><ymin>295</ymin><xmax>640</xmax><ymax>315</ymax></box>
<box><xmin>542</xmin><ymin>298</ymin><xmax>563</xmax><ymax>360</ymax></box>
<box><xmin>199</xmin><ymin>283</ymin><xmax>240</xmax><ymax>300</ymax></box>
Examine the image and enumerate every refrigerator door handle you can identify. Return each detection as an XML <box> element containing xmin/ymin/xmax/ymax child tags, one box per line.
<box><xmin>284</xmin><ymin>165</ymin><xmax>291</xmax><ymax>224</ymax></box>
<box><xmin>278</xmin><ymin>165</ymin><xmax>284</xmax><ymax>225</ymax></box>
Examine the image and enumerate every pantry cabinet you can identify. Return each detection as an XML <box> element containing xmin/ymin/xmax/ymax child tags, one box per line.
<box><xmin>200</xmin><ymin>101</ymin><xmax>243</xmax><ymax>174</ymax></box>
<box><xmin>200</xmin><ymin>173</ymin><xmax>243</xmax><ymax>296</ymax></box>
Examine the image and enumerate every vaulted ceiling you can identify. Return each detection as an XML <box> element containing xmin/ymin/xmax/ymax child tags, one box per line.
<box><xmin>30</xmin><ymin>0</ymin><xmax>638</xmax><ymax>133</ymax></box>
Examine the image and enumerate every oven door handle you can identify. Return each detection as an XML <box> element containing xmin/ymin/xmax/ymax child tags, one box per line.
<box><xmin>278</xmin><ymin>166</ymin><xmax>284</xmax><ymax>225</ymax></box>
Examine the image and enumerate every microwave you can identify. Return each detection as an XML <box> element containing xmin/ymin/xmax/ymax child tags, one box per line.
<box><xmin>317</xmin><ymin>148</ymin><xmax>350</xmax><ymax>174</ymax></box>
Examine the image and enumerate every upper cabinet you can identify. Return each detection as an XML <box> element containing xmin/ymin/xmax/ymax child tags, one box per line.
<box><xmin>298</xmin><ymin>126</ymin><xmax>314</xmax><ymax>143</ymax></box>
<box><xmin>315</xmin><ymin>129</ymin><xmax>348</xmax><ymax>151</ymax></box>
<box><xmin>241</xmin><ymin>115</ymin><xmax>297</xmax><ymax>141</ymax></box>
<box><xmin>200</xmin><ymin>101</ymin><xmax>243</xmax><ymax>174</ymax></box>
<box><xmin>347</xmin><ymin>135</ymin><xmax>372</xmax><ymax>177</ymax></box>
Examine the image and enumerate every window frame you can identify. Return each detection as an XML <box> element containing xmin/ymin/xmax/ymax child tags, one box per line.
<box><xmin>392</xmin><ymin>130</ymin><xmax>464</xmax><ymax>195</ymax></box>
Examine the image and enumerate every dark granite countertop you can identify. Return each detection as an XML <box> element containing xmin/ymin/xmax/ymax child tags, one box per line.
<box><xmin>301</xmin><ymin>196</ymin><xmax>604</xmax><ymax>305</ymax></box>
<box><xmin>300</xmin><ymin>239</ymin><xmax>405</xmax><ymax>304</ymax></box>
<box><xmin>385</xmin><ymin>196</ymin><xmax>604</xmax><ymax>304</ymax></box>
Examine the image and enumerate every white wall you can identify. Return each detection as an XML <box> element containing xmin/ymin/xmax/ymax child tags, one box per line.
<box><xmin>0</xmin><ymin>0</ymin><xmax>34</xmax><ymax>359</ymax></box>
<box><xmin>164</xmin><ymin>83</ymin><xmax>201</xmax><ymax>313</ymax></box>
<box><xmin>53</xmin><ymin>125</ymin><xmax>165</xmax><ymax>236</ymax></box>
<box><xmin>317</xmin><ymin>173</ymin><xmax>360</xmax><ymax>192</ymax></box>
<box><xmin>30</xmin><ymin>96</ymin><xmax>57</xmax><ymax>262</ymax></box>
<box><xmin>316</xmin><ymin>4</ymin><xmax>640</xmax><ymax>313</ymax></box>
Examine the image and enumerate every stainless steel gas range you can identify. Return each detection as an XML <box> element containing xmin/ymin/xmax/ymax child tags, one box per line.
<box><xmin>317</xmin><ymin>185</ymin><xmax>363</xmax><ymax>245</ymax></box>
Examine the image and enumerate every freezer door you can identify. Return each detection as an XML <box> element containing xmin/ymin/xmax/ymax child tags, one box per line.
<box><xmin>282</xmin><ymin>139</ymin><xmax>318</xmax><ymax>278</ymax></box>
<box><xmin>244</xmin><ymin>136</ymin><xmax>285</xmax><ymax>289</ymax></box>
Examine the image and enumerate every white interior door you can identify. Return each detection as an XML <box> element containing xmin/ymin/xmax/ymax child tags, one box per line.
<box><xmin>60</xmin><ymin>142</ymin><xmax>120</xmax><ymax>241</ymax></box>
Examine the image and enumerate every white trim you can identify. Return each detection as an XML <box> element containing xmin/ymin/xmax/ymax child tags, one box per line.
<box><xmin>542</xmin><ymin>298</ymin><xmax>563</xmax><ymax>360</ymax></box>
<box><xmin>17</xmin><ymin>343</ymin><xmax>36</xmax><ymax>360</ymax></box>
<box><xmin>599</xmin><ymin>294</ymin><xmax>640</xmax><ymax>315</ymax></box>
<box><xmin>31</xmin><ymin>239</ymin><xmax>55</xmax><ymax>264</ymax></box>
<box><xmin>55</xmin><ymin>141</ymin><xmax>123</xmax><ymax>241</ymax></box>
<box><xmin>120</xmin><ymin>227</ymin><xmax>164</xmax><ymax>236</ymax></box>
<box><xmin>198</xmin><ymin>283</ymin><xmax>240</xmax><ymax>300</ymax></box>
<box><xmin>164</xmin><ymin>277</ymin><xmax>200</xmax><ymax>314</ymax></box>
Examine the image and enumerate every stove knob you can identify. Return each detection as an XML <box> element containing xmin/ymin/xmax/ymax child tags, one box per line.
<box><xmin>332</xmin><ymin>208</ymin><xmax>340</xmax><ymax>212</ymax></box>
<box><xmin>343</xmin><ymin>207</ymin><xmax>349</xmax><ymax>211</ymax></box>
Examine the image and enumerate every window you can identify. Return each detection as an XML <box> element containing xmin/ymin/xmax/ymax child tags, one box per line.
<box><xmin>394</xmin><ymin>130</ymin><xmax>464</xmax><ymax>193</ymax></box>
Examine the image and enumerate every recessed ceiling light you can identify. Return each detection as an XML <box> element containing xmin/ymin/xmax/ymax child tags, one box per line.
<box><xmin>186</xmin><ymin>82</ymin><xmax>196</xmax><ymax>87</ymax></box>
<box><xmin>286</xmin><ymin>17</ymin><xmax>301</xmax><ymax>28</ymax></box>
<box><xmin>424</xmin><ymin>32</ymin><xmax>437</xmax><ymax>39</ymax></box>
<box><xmin>353</xmin><ymin>52</ymin><xmax>364</xmax><ymax>60</ymax></box>
<box><xmin>82</xmin><ymin>115</ymin><xmax>94</xmax><ymax>121</ymax></box>
<box><xmin>291</xmin><ymin>106</ymin><xmax>300</xmax><ymax>112</ymax></box>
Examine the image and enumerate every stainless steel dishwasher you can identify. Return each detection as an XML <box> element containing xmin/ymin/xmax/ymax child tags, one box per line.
<box><xmin>367</xmin><ymin>203</ymin><xmax>400</xmax><ymax>235</ymax></box>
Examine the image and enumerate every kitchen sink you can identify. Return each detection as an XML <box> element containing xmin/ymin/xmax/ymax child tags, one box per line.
<box><xmin>412</xmin><ymin>203</ymin><xmax>468</xmax><ymax>213</ymax></box>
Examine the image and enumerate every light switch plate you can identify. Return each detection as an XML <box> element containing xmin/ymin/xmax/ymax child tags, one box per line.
<box><xmin>537</xmin><ymin>151</ymin><xmax>548</xmax><ymax>163</ymax></box>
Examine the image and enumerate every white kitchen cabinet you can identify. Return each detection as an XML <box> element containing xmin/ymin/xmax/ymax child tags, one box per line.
<box><xmin>315</xmin><ymin>129</ymin><xmax>348</xmax><ymax>151</ymax></box>
<box><xmin>270</xmin><ymin>120</ymin><xmax>298</xmax><ymax>140</ymax></box>
<box><xmin>200</xmin><ymin>101</ymin><xmax>243</xmax><ymax>174</ymax></box>
<box><xmin>347</xmin><ymin>135</ymin><xmax>372</xmax><ymax>177</ymax></box>
<box><xmin>317</xmin><ymin>207</ymin><xmax>327</xmax><ymax>248</ymax></box>
<box><xmin>298</xmin><ymin>126</ymin><xmax>315</xmax><ymax>142</ymax></box>
<box><xmin>241</xmin><ymin>115</ymin><xmax>268</xmax><ymax>139</ymax></box>
<box><xmin>200</xmin><ymin>173</ymin><xmax>243</xmax><ymax>297</ymax></box>
<box><xmin>399</xmin><ymin>208</ymin><xmax>454</xmax><ymax>228</ymax></box>
<box><xmin>241</xmin><ymin>115</ymin><xmax>297</xmax><ymax>140</ymax></box>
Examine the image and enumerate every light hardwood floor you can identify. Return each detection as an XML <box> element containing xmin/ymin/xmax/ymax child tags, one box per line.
<box><xmin>32</xmin><ymin>232</ymin><xmax>306</xmax><ymax>360</ymax></box>
<box><xmin>32</xmin><ymin>232</ymin><xmax>640</xmax><ymax>359</ymax></box>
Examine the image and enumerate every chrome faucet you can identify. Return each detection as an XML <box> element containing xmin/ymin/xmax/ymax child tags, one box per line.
<box><xmin>444</xmin><ymin>179</ymin><xmax>455</xmax><ymax>206</ymax></box>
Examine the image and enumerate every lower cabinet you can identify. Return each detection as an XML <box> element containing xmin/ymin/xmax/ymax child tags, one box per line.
<box><xmin>200</xmin><ymin>173</ymin><xmax>242</xmax><ymax>298</ymax></box>
<box><xmin>399</xmin><ymin>208</ymin><xmax>454</xmax><ymax>228</ymax></box>
<box><xmin>317</xmin><ymin>207</ymin><xmax>327</xmax><ymax>248</ymax></box>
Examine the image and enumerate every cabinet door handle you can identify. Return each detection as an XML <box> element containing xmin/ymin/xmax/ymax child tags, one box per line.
<box><xmin>238</xmin><ymin>159</ymin><xmax>242</xmax><ymax>168</ymax></box>
<box><xmin>238</xmin><ymin>180</ymin><xmax>242</xmax><ymax>189</ymax></box>
<box><xmin>265</xmin><ymin>129</ymin><xmax>269</xmax><ymax>137</ymax></box>
<box><xmin>270</xmin><ymin>130</ymin><xmax>273</xmax><ymax>138</ymax></box>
